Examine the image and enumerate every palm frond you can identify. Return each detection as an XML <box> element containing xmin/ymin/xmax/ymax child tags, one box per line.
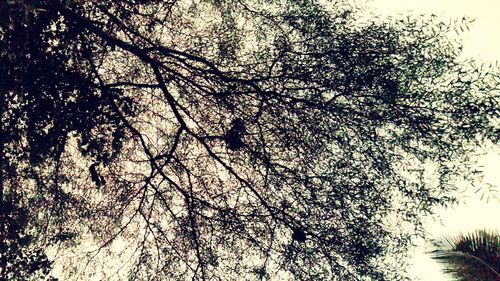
<box><xmin>429</xmin><ymin>229</ymin><xmax>500</xmax><ymax>281</ymax></box>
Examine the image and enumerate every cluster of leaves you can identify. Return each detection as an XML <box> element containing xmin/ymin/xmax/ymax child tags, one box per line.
<box><xmin>1</xmin><ymin>1</ymin><xmax>131</xmax><ymax>279</ymax></box>
<box><xmin>0</xmin><ymin>0</ymin><xmax>499</xmax><ymax>280</ymax></box>
<box><xmin>0</xmin><ymin>193</ymin><xmax>56</xmax><ymax>280</ymax></box>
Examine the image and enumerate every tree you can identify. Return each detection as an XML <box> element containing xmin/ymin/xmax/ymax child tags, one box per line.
<box><xmin>1</xmin><ymin>0</ymin><xmax>499</xmax><ymax>280</ymax></box>
<box><xmin>430</xmin><ymin>229</ymin><xmax>500</xmax><ymax>281</ymax></box>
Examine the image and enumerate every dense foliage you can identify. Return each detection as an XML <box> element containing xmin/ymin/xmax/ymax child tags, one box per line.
<box><xmin>1</xmin><ymin>0</ymin><xmax>499</xmax><ymax>280</ymax></box>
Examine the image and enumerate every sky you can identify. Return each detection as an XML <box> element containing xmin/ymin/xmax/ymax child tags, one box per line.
<box><xmin>365</xmin><ymin>0</ymin><xmax>500</xmax><ymax>280</ymax></box>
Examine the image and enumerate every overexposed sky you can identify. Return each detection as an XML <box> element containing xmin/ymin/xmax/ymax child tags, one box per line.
<box><xmin>366</xmin><ymin>1</ymin><xmax>500</xmax><ymax>280</ymax></box>
<box><xmin>366</xmin><ymin>0</ymin><xmax>500</xmax><ymax>61</ymax></box>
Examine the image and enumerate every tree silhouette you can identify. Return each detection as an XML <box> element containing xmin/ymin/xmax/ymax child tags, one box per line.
<box><xmin>1</xmin><ymin>0</ymin><xmax>499</xmax><ymax>280</ymax></box>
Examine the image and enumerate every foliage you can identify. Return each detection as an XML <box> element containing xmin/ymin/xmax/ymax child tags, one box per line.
<box><xmin>430</xmin><ymin>229</ymin><xmax>500</xmax><ymax>281</ymax></box>
<box><xmin>1</xmin><ymin>0</ymin><xmax>499</xmax><ymax>280</ymax></box>
<box><xmin>0</xmin><ymin>194</ymin><xmax>56</xmax><ymax>280</ymax></box>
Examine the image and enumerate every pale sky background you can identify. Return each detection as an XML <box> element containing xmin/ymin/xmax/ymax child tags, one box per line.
<box><xmin>366</xmin><ymin>0</ymin><xmax>500</xmax><ymax>280</ymax></box>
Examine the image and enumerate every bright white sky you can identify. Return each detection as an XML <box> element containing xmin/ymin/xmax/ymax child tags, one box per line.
<box><xmin>365</xmin><ymin>0</ymin><xmax>500</xmax><ymax>280</ymax></box>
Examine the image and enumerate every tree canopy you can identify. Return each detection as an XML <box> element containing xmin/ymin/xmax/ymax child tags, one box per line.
<box><xmin>1</xmin><ymin>0</ymin><xmax>499</xmax><ymax>280</ymax></box>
